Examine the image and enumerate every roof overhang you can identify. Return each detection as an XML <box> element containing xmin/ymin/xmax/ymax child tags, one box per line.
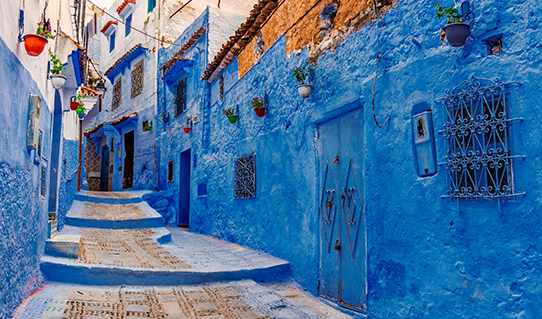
<box><xmin>105</xmin><ymin>45</ymin><xmax>147</xmax><ymax>82</ymax></box>
<box><xmin>164</xmin><ymin>59</ymin><xmax>194</xmax><ymax>86</ymax></box>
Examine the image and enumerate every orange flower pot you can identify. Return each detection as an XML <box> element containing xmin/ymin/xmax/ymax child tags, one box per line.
<box><xmin>23</xmin><ymin>34</ymin><xmax>48</xmax><ymax>57</ymax></box>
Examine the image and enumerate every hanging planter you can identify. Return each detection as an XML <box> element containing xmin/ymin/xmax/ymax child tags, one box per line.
<box><xmin>435</xmin><ymin>2</ymin><xmax>470</xmax><ymax>47</ymax></box>
<box><xmin>78</xmin><ymin>112</ymin><xmax>85</xmax><ymax>119</ymax></box>
<box><xmin>160</xmin><ymin>113</ymin><xmax>170</xmax><ymax>123</ymax></box>
<box><xmin>184</xmin><ymin>116</ymin><xmax>192</xmax><ymax>133</ymax></box>
<box><xmin>76</xmin><ymin>104</ymin><xmax>86</xmax><ymax>119</ymax></box>
<box><xmin>250</xmin><ymin>97</ymin><xmax>267</xmax><ymax>118</ymax></box>
<box><xmin>296</xmin><ymin>84</ymin><xmax>313</xmax><ymax>99</ymax></box>
<box><xmin>70</xmin><ymin>97</ymin><xmax>79</xmax><ymax>111</ymax></box>
<box><xmin>23</xmin><ymin>21</ymin><xmax>56</xmax><ymax>57</ymax></box>
<box><xmin>71</xmin><ymin>90</ymin><xmax>89</xmax><ymax>111</ymax></box>
<box><xmin>292</xmin><ymin>59</ymin><xmax>317</xmax><ymax>99</ymax></box>
<box><xmin>222</xmin><ymin>108</ymin><xmax>237</xmax><ymax>124</ymax></box>
<box><xmin>23</xmin><ymin>34</ymin><xmax>48</xmax><ymax>57</ymax></box>
<box><xmin>49</xmin><ymin>50</ymin><xmax>66</xmax><ymax>89</ymax></box>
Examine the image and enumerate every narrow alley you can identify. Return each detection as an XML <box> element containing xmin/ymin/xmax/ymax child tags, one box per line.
<box><xmin>13</xmin><ymin>191</ymin><xmax>354</xmax><ymax>318</ymax></box>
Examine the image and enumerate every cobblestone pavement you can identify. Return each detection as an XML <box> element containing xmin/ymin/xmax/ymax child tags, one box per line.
<box><xmin>78</xmin><ymin>203</ymin><xmax>149</xmax><ymax>220</ymax></box>
<box><xmin>78</xmin><ymin>228</ymin><xmax>192</xmax><ymax>269</ymax></box>
<box><xmin>14</xmin><ymin>281</ymin><xmax>355</xmax><ymax>319</ymax></box>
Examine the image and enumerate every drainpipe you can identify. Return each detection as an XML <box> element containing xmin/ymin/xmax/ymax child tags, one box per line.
<box><xmin>77</xmin><ymin>118</ymin><xmax>82</xmax><ymax>191</ymax></box>
<box><xmin>154</xmin><ymin>0</ymin><xmax>161</xmax><ymax>190</ymax></box>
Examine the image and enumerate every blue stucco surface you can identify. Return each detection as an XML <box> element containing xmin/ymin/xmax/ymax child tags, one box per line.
<box><xmin>155</xmin><ymin>0</ymin><xmax>542</xmax><ymax>317</ymax></box>
<box><xmin>0</xmin><ymin>36</ymin><xmax>51</xmax><ymax>319</ymax></box>
<box><xmin>56</xmin><ymin>138</ymin><xmax>79</xmax><ymax>230</ymax></box>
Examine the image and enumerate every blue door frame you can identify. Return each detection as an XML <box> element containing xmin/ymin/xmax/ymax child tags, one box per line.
<box><xmin>318</xmin><ymin>108</ymin><xmax>367</xmax><ymax>311</ymax></box>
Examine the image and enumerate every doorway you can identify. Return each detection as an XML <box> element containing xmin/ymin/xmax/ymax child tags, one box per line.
<box><xmin>100</xmin><ymin>145</ymin><xmax>110</xmax><ymax>191</ymax></box>
<box><xmin>318</xmin><ymin>109</ymin><xmax>367</xmax><ymax>311</ymax></box>
<box><xmin>178</xmin><ymin>149</ymin><xmax>191</xmax><ymax>227</ymax></box>
<box><xmin>123</xmin><ymin>130</ymin><xmax>134</xmax><ymax>189</ymax></box>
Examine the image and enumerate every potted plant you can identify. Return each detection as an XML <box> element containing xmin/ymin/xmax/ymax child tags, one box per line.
<box><xmin>49</xmin><ymin>50</ymin><xmax>66</xmax><ymax>89</ymax></box>
<box><xmin>222</xmin><ymin>108</ymin><xmax>237</xmax><ymax>124</ymax></box>
<box><xmin>70</xmin><ymin>91</ymin><xmax>89</xmax><ymax>111</ymax></box>
<box><xmin>292</xmin><ymin>59</ymin><xmax>316</xmax><ymax>98</ymax></box>
<box><xmin>250</xmin><ymin>97</ymin><xmax>267</xmax><ymax>118</ymax></box>
<box><xmin>23</xmin><ymin>21</ymin><xmax>56</xmax><ymax>57</ymax></box>
<box><xmin>76</xmin><ymin>104</ymin><xmax>86</xmax><ymax>119</ymax></box>
<box><xmin>435</xmin><ymin>2</ymin><xmax>470</xmax><ymax>47</ymax></box>
<box><xmin>184</xmin><ymin>117</ymin><xmax>192</xmax><ymax>133</ymax></box>
<box><xmin>160</xmin><ymin>112</ymin><xmax>170</xmax><ymax>123</ymax></box>
<box><xmin>144</xmin><ymin>122</ymin><xmax>153</xmax><ymax>132</ymax></box>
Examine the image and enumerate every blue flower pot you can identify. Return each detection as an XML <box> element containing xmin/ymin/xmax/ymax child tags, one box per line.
<box><xmin>443</xmin><ymin>23</ymin><xmax>471</xmax><ymax>47</ymax></box>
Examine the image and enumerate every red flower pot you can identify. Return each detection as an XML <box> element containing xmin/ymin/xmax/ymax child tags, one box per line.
<box><xmin>22</xmin><ymin>34</ymin><xmax>48</xmax><ymax>57</ymax></box>
<box><xmin>84</xmin><ymin>132</ymin><xmax>90</xmax><ymax>137</ymax></box>
<box><xmin>254</xmin><ymin>107</ymin><xmax>266</xmax><ymax>118</ymax></box>
<box><xmin>70</xmin><ymin>101</ymin><xmax>79</xmax><ymax>111</ymax></box>
<box><xmin>184</xmin><ymin>127</ymin><xmax>191</xmax><ymax>133</ymax></box>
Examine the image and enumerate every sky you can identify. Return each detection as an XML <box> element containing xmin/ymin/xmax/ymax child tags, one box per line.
<box><xmin>90</xmin><ymin>0</ymin><xmax>115</xmax><ymax>10</ymax></box>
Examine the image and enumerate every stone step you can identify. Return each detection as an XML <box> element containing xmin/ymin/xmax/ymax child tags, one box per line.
<box><xmin>74</xmin><ymin>190</ymin><xmax>151</xmax><ymax>204</ymax></box>
<box><xmin>40</xmin><ymin>227</ymin><xmax>290</xmax><ymax>286</ymax></box>
<box><xmin>45</xmin><ymin>234</ymin><xmax>81</xmax><ymax>258</ymax></box>
<box><xmin>66</xmin><ymin>200</ymin><xmax>165</xmax><ymax>229</ymax></box>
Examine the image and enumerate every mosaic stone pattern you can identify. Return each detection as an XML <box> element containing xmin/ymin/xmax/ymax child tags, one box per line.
<box><xmin>40</xmin><ymin>287</ymin><xmax>271</xmax><ymax>319</ymax></box>
<box><xmin>79</xmin><ymin>228</ymin><xmax>192</xmax><ymax>269</ymax></box>
<box><xmin>78</xmin><ymin>203</ymin><xmax>148</xmax><ymax>220</ymax></box>
<box><xmin>84</xmin><ymin>138</ymin><xmax>101</xmax><ymax>191</ymax></box>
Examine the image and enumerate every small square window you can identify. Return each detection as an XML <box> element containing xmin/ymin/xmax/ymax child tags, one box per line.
<box><xmin>131</xmin><ymin>60</ymin><xmax>144</xmax><ymax>98</ymax></box>
<box><xmin>109</xmin><ymin>31</ymin><xmax>116</xmax><ymax>52</ymax></box>
<box><xmin>168</xmin><ymin>161</ymin><xmax>174</xmax><ymax>182</ymax></box>
<box><xmin>142</xmin><ymin>120</ymin><xmax>150</xmax><ymax>132</ymax></box>
<box><xmin>174</xmin><ymin>77</ymin><xmax>187</xmax><ymax>117</ymax></box>
<box><xmin>113</xmin><ymin>77</ymin><xmax>122</xmax><ymax>109</ymax></box>
<box><xmin>234</xmin><ymin>153</ymin><xmax>256</xmax><ymax>199</ymax></box>
<box><xmin>125</xmin><ymin>14</ymin><xmax>132</xmax><ymax>36</ymax></box>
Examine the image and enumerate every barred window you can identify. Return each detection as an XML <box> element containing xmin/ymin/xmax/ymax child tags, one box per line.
<box><xmin>174</xmin><ymin>77</ymin><xmax>186</xmax><ymax>117</ymax></box>
<box><xmin>168</xmin><ymin>161</ymin><xmax>174</xmax><ymax>182</ymax></box>
<box><xmin>442</xmin><ymin>76</ymin><xmax>521</xmax><ymax>199</ymax></box>
<box><xmin>40</xmin><ymin>165</ymin><xmax>46</xmax><ymax>197</ymax></box>
<box><xmin>131</xmin><ymin>60</ymin><xmax>144</xmax><ymax>98</ymax></box>
<box><xmin>234</xmin><ymin>153</ymin><xmax>256</xmax><ymax>199</ymax></box>
<box><xmin>113</xmin><ymin>77</ymin><xmax>122</xmax><ymax>109</ymax></box>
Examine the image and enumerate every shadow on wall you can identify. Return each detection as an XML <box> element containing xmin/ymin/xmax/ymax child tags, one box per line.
<box><xmin>142</xmin><ymin>191</ymin><xmax>176</xmax><ymax>224</ymax></box>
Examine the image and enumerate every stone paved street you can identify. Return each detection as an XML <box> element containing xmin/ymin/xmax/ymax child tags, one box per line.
<box><xmin>13</xmin><ymin>281</ymin><xmax>355</xmax><ymax>319</ymax></box>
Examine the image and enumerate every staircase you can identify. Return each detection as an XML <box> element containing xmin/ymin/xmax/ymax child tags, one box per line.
<box><xmin>41</xmin><ymin>190</ymin><xmax>290</xmax><ymax>286</ymax></box>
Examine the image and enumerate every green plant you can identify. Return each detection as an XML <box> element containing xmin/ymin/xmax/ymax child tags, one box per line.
<box><xmin>185</xmin><ymin>117</ymin><xmax>192</xmax><ymax>126</ymax></box>
<box><xmin>76</xmin><ymin>105</ymin><xmax>86</xmax><ymax>115</ymax></box>
<box><xmin>36</xmin><ymin>21</ymin><xmax>56</xmax><ymax>40</ymax></box>
<box><xmin>73</xmin><ymin>90</ymin><xmax>89</xmax><ymax>103</ymax></box>
<box><xmin>291</xmin><ymin>59</ymin><xmax>317</xmax><ymax>84</ymax></box>
<box><xmin>49</xmin><ymin>50</ymin><xmax>65</xmax><ymax>75</ymax></box>
<box><xmin>250</xmin><ymin>97</ymin><xmax>266</xmax><ymax>109</ymax></box>
<box><xmin>434</xmin><ymin>2</ymin><xmax>463</xmax><ymax>24</ymax></box>
<box><xmin>144</xmin><ymin>123</ymin><xmax>152</xmax><ymax>131</ymax></box>
<box><xmin>222</xmin><ymin>108</ymin><xmax>236</xmax><ymax>117</ymax></box>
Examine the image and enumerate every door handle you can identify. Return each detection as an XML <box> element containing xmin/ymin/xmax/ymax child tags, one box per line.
<box><xmin>334</xmin><ymin>239</ymin><xmax>341</xmax><ymax>251</ymax></box>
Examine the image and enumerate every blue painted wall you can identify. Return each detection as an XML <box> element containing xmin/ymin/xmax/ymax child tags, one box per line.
<box><xmin>157</xmin><ymin>0</ymin><xmax>542</xmax><ymax>317</ymax></box>
<box><xmin>57</xmin><ymin>138</ymin><xmax>79</xmax><ymax>230</ymax></box>
<box><xmin>0</xmin><ymin>37</ymin><xmax>51</xmax><ymax>318</ymax></box>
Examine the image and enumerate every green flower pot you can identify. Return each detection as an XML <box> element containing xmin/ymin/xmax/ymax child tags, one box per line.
<box><xmin>76</xmin><ymin>107</ymin><xmax>83</xmax><ymax>114</ymax></box>
<box><xmin>228</xmin><ymin>116</ymin><xmax>237</xmax><ymax>124</ymax></box>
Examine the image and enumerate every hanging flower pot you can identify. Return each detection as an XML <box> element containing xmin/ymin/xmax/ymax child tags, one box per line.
<box><xmin>228</xmin><ymin>116</ymin><xmax>237</xmax><ymax>124</ymax></box>
<box><xmin>22</xmin><ymin>34</ymin><xmax>48</xmax><ymax>57</ymax></box>
<box><xmin>50</xmin><ymin>75</ymin><xmax>66</xmax><ymax>89</ymax></box>
<box><xmin>443</xmin><ymin>23</ymin><xmax>471</xmax><ymax>47</ymax></box>
<box><xmin>254</xmin><ymin>107</ymin><xmax>266</xmax><ymax>117</ymax></box>
<box><xmin>183</xmin><ymin>127</ymin><xmax>191</xmax><ymax>133</ymax></box>
<box><xmin>70</xmin><ymin>98</ymin><xmax>79</xmax><ymax>111</ymax></box>
<box><xmin>76</xmin><ymin>107</ymin><xmax>84</xmax><ymax>114</ymax></box>
<box><xmin>297</xmin><ymin>84</ymin><xmax>313</xmax><ymax>99</ymax></box>
<box><xmin>78</xmin><ymin>113</ymin><xmax>85</xmax><ymax>119</ymax></box>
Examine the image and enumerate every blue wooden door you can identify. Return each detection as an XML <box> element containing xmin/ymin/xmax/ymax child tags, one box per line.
<box><xmin>318</xmin><ymin>109</ymin><xmax>367</xmax><ymax>311</ymax></box>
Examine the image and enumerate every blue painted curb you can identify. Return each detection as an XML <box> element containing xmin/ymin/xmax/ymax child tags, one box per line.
<box><xmin>65</xmin><ymin>216</ymin><xmax>165</xmax><ymax>229</ymax></box>
<box><xmin>75</xmin><ymin>193</ymin><xmax>142</xmax><ymax>204</ymax></box>
<box><xmin>40</xmin><ymin>258</ymin><xmax>291</xmax><ymax>286</ymax></box>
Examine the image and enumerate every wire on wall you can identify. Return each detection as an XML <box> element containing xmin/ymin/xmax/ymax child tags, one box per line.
<box><xmin>86</xmin><ymin>0</ymin><xmax>184</xmax><ymax>47</ymax></box>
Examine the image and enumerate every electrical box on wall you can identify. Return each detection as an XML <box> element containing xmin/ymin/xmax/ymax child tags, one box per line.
<box><xmin>27</xmin><ymin>95</ymin><xmax>41</xmax><ymax>150</ymax></box>
<box><xmin>412</xmin><ymin>111</ymin><xmax>437</xmax><ymax>177</ymax></box>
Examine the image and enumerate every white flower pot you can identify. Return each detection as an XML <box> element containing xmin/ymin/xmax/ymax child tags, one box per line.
<box><xmin>50</xmin><ymin>75</ymin><xmax>66</xmax><ymax>89</ymax></box>
<box><xmin>297</xmin><ymin>84</ymin><xmax>313</xmax><ymax>98</ymax></box>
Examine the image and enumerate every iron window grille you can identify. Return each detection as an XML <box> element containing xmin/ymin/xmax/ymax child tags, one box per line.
<box><xmin>131</xmin><ymin>60</ymin><xmax>144</xmax><ymax>98</ymax></box>
<box><xmin>40</xmin><ymin>165</ymin><xmax>46</xmax><ymax>197</ymax></box>
<box><xmin>439</xmin><ymin>76</ymin><xmax>524</xmax><ymax>199</ymax></box>
<box><xmin>234</xmin><ymin>153</ymin><xmax>256</xmax><ymax>199</ymax></box>
<box><xmin>113</xmin><ymin>77</ymin><xmax>122</xmax><ymax>109</ymax></box>
<box><xmin>174</xmin><ymin>77</ymin><xmax>187</xmax><ymax>117</ymax></box>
